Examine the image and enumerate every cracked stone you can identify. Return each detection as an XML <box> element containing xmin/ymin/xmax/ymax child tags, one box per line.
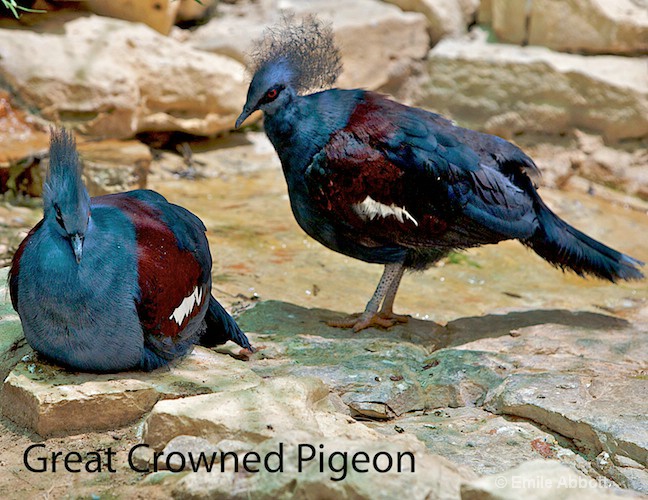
<box><xmin>484</xmin><ymin>373</ymin><xmax>648</xmax><ymax>467</ymax></box>
<box><xmin>142</xmin><ymin>376</ymin><xmax>380</xmax><ymax>450</ymax></box>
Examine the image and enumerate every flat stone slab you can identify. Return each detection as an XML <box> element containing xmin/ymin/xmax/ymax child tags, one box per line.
<box><xmin>1</xmin><ymin>346</ymin><xmax>261</xmax><ymax>437</ymax></box>
<box><xmin>2</xmin><ymin>363</ymin><xmax>160</xmax><ymax>437</ymax></box>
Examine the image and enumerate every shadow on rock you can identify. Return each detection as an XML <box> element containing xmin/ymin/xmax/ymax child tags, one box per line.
<box><xmin>238</xmin><ymin>300</ymin><xmax>628</xmax><ymax>351</ymax></box>
<box><xmin>442</xmin><ymin>309</ymin><xmax>629</xmax><ymax>349</ymax></box>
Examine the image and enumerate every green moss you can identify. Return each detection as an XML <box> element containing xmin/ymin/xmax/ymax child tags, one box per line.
<box><xmin>444</xmin><ymin>251</ymin><xmax>481</xmax><ymax>268</ymax></box>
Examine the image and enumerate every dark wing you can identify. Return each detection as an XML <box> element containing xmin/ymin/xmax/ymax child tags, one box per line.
<box><xmin>305</xmin><ymin>93</ymin><xmax>539</xmax><ymax>250</ymax></box>
<box><xmin>94</xmin><ymin>191</ymin><xmax>212</xmax><ymax>358</ymax></box>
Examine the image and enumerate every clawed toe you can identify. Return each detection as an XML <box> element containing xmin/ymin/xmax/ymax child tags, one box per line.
<box><xmin>378</xmin><ymin>312</ymin><xmax>410</xmax><ymax>324</ymax></box>
<box><xmin>327</xmin><ymin>313</ymin><xmax>362</xmax><ymax>329</ymax></box>
<box><xmin>328</xmin><ymin>312</ymin><xmax>405</xmax><ymax>332</ymax></box>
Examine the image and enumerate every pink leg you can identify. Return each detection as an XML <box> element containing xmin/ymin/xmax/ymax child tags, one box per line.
<box><xmin>328</xmin><ymin>263</ymin><xmax>408</xmax><ymax>332</ymax></box>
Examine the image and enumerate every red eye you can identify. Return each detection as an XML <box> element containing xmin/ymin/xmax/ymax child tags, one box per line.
<box><xmin>266</xmin><ymin>88</ymin><xmax>278</xmax><ymax>99</ymax></box>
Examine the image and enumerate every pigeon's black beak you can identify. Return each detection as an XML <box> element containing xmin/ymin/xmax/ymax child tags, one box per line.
<box><xmin>70</xmin><ymin>233</ymin><xmax>84</xmax><ymax>264</ymax></box>
<box><xmin>235</xmin><ymin>106</ymin><xmax>254</xmax><ymax>129</ymax></box>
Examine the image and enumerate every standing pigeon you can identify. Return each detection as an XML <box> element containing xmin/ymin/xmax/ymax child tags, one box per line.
<box><xmin>235</xmin><ymin>16</ymin><xmax>644</xmax><ymax>332</ymax></box>
<box><xmin>9</xmin><ymin>129</ymin><xmax>252</xmax><ymax>372</ymax></box>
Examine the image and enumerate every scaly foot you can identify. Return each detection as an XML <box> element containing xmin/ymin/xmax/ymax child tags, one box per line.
<box><xmin>327</xmin><ymin>311</ymin><xmax>409</xmax><ymax>332</ymax></box>
<box><xmin>378</xmin><ymin>311</ymin><xmax>409</xmax><ymax>324</ymax></box>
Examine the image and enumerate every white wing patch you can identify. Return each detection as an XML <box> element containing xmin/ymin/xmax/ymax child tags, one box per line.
<box><xmin>353</xmin><ymin>195</ymin><xmax>418</xmax><ymax>226</ymax></box>
<box><xmin>170</xmin><ymin>286</ymin><xmax>204</xmax><ymax>326</ymax></box>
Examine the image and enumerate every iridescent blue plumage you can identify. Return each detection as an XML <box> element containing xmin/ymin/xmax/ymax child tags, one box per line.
<box><xmin>9</xmin><ymin>129</ymin><xmax>251</xmax><ymax>372</ymax></box>
<box><xmin>237</xmin><ymin>16</ymin><xmax>644</xmax><ymax>331</ymax></box>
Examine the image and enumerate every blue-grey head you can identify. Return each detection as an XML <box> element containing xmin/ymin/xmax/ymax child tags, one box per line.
<box><xmin>42</xmin><ymin>128</ymin><xmax>90</xmax><ymax>264</ymax></box>
<box><xmin>236</xmin><ymin>14</ymin><xmax>342</xmax><ymax>128</ymax></box>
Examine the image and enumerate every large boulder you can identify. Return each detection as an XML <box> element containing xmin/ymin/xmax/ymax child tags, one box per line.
<box><xmin>418</xmin><ymin>30</ymin><xmax>648</xmax><ymax>142</ymax></box>
<box><xmin>384</xmin><ymin>0</ymin><xmax>480</xmax><ymax>43</ymax></box>
<box><xmin>188</xmin><ymin>0</ymin><xmax>430</xmax><ymax>91</ymax></box>
<box><xmin>85</xmin><ymin>0</ymin><xmax>181</xmax><ymax>35</ymax></box>
<box><xmin>528</xmin><ymin>0</ymin><xmax>648</xmax><ymax>55</ymax></box>
<box><xmin>489</xmin><ymin>0</ymin><xmax>648</xmax><ymax>55</ymax></box>
<box><xmin>492</xmin><ymin>0</ymin><xmax>529</xmax><ymax>45</ymax></box>
<box><xmin>0</xmin><ymin>15</ymin><xmax>246</xmax><ymax>139</ymax></box>
<box><xmin>82</xmin><ymin>0</ymin><xmax>217</xmax><ymax>34</ymax></box>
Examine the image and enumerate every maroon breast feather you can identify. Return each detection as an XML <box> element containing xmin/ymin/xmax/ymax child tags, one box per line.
<box><xmin>96</xmin><ymin>194</ymin><xmax>206</xmax><ymax>339</ymax></box>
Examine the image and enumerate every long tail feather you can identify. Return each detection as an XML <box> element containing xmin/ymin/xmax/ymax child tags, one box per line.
<box><xmin>201</xmin><ymin>296</ymin><xmax>252</xmax><ymax>350</ymax></box>
<box><xmin>526</xmin><ymin>200</ymin><xmax>644</xmax><ymax>282</ymax></box>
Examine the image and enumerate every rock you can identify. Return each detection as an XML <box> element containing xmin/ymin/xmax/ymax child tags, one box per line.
<box><xmin>0</xmin><ymin>15</ymin><xmax>247</xmax><ymax>139</ymax></box>
<box><xmin>142</xmin><ymin>346</ymin><xmax>262</xmax><ymax>399</ymax></box>
<box><xmin>0</xmin><ymin>155</ymin><xmax>45</xmax><ymax>199</ymax></box>
<box><xmin>236</xmin><ymin>301</ymin><xmax>509</xmax><ymax>418</ymax></box>
<box><xmin>570</xmin><ymin>132</ymin><xmax>648</xmax><ymax>202</ymax></box>
<box><xmin>461</xmin><ymin>459</ymin><xmax>623</xmax><ymax>499</ymax></box>
<box><xmin>489</xmin><ymin>0</ymin><xmax>648</xmax><ymax>55</ymax></box>
<box><xmin>177</xmin><ymin>0</ymin><xmax>217</xmax><ymax>23</ymax></box>
<box><xmin>172</xmin><ymin>434</ymin><xmax>474</xmax><ymax>499</ymax></box>
<box><xmin>16</xmin><ymin>137</ymin><xmax>153</xmax><ymax>198</ymax></box>
<box><xmin>235</xmin><ymin>300</ymin><xmax>648</xmax><ymax>420</ymax></box>
<box><xmin>452</xmin><ymin>321</ymin><xmax>647</xmax><ymax>370</ymax></box>
<box><xmin>0</xmin><ymin>345</ymin><xmax>262</xmax><ymax>437</ymax></box>
<box><xmin>147</xmin><ymin>131</ymin><xmax>282</xmax><ymax>182</ymax></box>
<box><xmin>492</xmin><ymin>0</ymin><xmax>529</xmax><ymax>45</ymax></box>
<box><xmin>188</xmin><ymin>0</ymin><xmax>430</xmax><ymax>91</ymax></box>
<box><xmin>0</xmin><ymin>205</ymin><xmax>42</xmax><ymax>268</ymax></box>
<box><xmin>130</xmin><ymin>442</ymin><xmax>157</xmax><ymax>471</ymax></box>
<box><xmin>477</xmin><ymin>0</ymin><xmax>493</xmax><ymax>24</ymax></box>
<box><xmin>85</xmin><ymin>0</ymin><xmax>181</xmax><ymax>35</ymax></box>
<box><xmin>528</xmin><ymin>0</ymin><xmax>648</xmax><ymax>55</ymax></box>
<box><xmin>233</xmin><ymin>298</ymin><xmax>648</xmax><ymax>492</ymax></box>
<box><xmin>76</xmin><ymin>139</ymin><xmax>151</xmax><ymax>196</ymax></box>
<box><xmin>0</xmin><ymin>91</ymin><xmax>48</xmax><ymax>164</ymax></box>
<box><xmin>419</xmin><ymin>29</ymin><xmax>648</xmax><ymax>142</ymax></box>
<box><xmin>0</xmin><ymin>91</ymin><xmax>48</xmax><ymax>198</ymax></box>
<box><xmin>158</xmin><ymin>435</ymin><xmax>222</xmax><ymax>471</ymax></box>
<box><xmin>1</xmin><ymin>361</ymin><xmax>160</xmax><ymax>437</ymax></box>
<box><xmin>368</xmin><ymin>407</ymin><xmax>589</xmax><ymax>476</ymax></box>
<box><xmin>86</xmin><ymin>0</ymin><xmax>218</xmax><ymax>31</ymax></box>
<box><xmin>142</xmin><ymin>376</ymin><xmax>383</xmax><ymax>450</ymax></box>
<box><xmin>484</xmin><ymin>373</ymin><xmax>648</xmax><ymax>467</ymax></box>
<box><xmin>384</xmin><ymin>0</ymin><xmax>479</xmax><ymax>43</ymax></box>
<box><xmin>0</xmin><ymin>268</ymin><xmax>31</xmax><ymax>382</ymax></box>
<box><xmin>608</xmin><ymin>466</ymin><xmax>648</xmax><ymax>494</ymax></box>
